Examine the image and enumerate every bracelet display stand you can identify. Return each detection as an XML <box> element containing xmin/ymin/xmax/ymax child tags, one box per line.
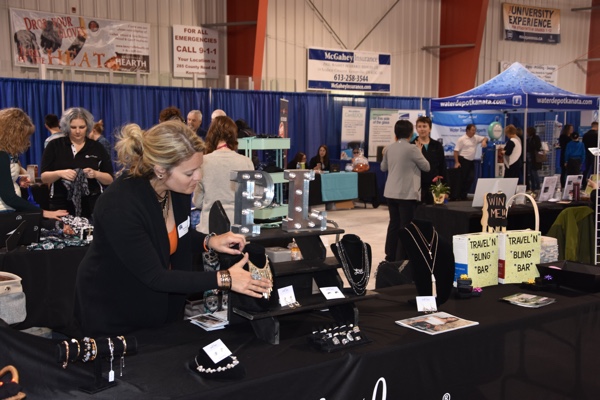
<box><xmin>227</xmin><ymin>227</ymin><xmax>377</xmax><ymax>344</ymax></box>
<box><xmin>56</xmin><ymin>336</ymin><xmax>137</xmax><ymax>394</ymax></box>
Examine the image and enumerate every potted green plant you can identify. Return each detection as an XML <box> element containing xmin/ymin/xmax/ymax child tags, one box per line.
<box><xmin>430</xmin><ymin>176</ymin><xmax>450</xmax><ymax>204</ymax></box>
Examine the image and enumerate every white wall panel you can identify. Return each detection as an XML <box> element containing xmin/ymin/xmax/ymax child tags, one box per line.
<box><xmin>478</xmin><ymin>0</ymin><xmax>592</xmax><ymax>94</ymax></box>
<box><xmin>0</xmin><ymin>0</ymin><xmax>593</xmax><ymax>97</ymax></box>
<box><xmin>263</xmin><ymin>0</ymin><xmax>441</xmax><ymax>97</ymax></box>
<box><xmin>0</xmin><ymin>0</ymin><xmax>226</xmax><ymax>86</ymax></box>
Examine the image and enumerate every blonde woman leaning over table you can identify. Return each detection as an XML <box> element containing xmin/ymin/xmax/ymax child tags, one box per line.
<box><xmin>75</xmin><ymin>120</ymin><xmax>271</xmax><ymax>336</ymax></box>
<box><xmin>0</xmin><ymin>107</ymin><xmax>67</xmax><ymax>220</ymax></box>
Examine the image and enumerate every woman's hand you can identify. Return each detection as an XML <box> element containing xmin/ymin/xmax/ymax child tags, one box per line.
<box><xmin>83</xmin><ymin>168</ymin><xmax>96</xmax><ymax>179</ymax></box>
<box><xmin>43</xmin><ymin>209</ymin><xmax>69</xmax><ymax>220</ymax></box>
<box><xmin>588</xmin><ymin>179</ymin><xmax>598</xmax><ymax>190</ymax></box>
<box><xmin>61</xmin><ymin>169</ymin><xmax>77</xmax><ymax>181</ymax></box>
<box><xmin>17</xmin><ymin>175</ymin><xmax>31</xmax><ymax>188</ymax></box>
<box><xmin>226</xmin><ymin>253</ymin><xmax>273</xmax><ymax>298</ymax></box>
<box><xmin>208</xmin><ymin>231</ymin><xmax>246</xmax><ymax>254</ymax></box>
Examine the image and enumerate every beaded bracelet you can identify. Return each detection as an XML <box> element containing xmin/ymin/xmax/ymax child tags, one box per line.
<box><xmin>203</xmin><ymin>232</ymin><xmax>216</xmax><ymax>252</ymax></box>
<box><xmin>218</xmin><ymin>270</ymin><xmax>232</xmax><ymax>290</ymax></box>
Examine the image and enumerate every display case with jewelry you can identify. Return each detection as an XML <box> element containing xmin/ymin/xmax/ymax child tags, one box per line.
<box><xmin>56</xmin><ymin>335</ymin><xmax>136</xmax><ymax>394</ymax></box>
<box><xmin>223</xmin><ymin>228</ymin><xmax>378</xmax><ymax>345</ymax></box>
<box><xmin>217</xmin><ymin>159</ymin><xmax>378</xmax><ymax>345</ymax></box>
<box><xmin>307</xmin><ymin>323</ymin><xmax>371</xmax><ymax>352</ymax></box>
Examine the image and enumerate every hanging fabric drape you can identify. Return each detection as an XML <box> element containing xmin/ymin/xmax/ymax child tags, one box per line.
<box><xmin>0</xmin><ymin>78</ymin><xmax>62</xmax><ymax>167</ymax></box>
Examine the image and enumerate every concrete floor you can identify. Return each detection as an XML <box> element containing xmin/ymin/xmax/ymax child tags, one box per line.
<box><xmin>313</xmin><ymin>202</ymin><xmax>389</xmax><ymax>291</ymax></box>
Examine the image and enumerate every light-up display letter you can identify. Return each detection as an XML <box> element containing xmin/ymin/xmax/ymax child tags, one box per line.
<box><xmin>282</xmin><ymin>170</ymin><xmax>327</xmax><ymax>231</ymax></box>
<box><xmin>231</xmin><ymin>170</ymin><xmax>274</xmax><ymax>236</ymax></box>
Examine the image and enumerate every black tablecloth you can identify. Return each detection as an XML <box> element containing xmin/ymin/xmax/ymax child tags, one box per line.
<box><xmin>415</xmin><ymin>200</ymin><xmax>580</xmax><ymax>243</ymax></box>
<box><xmin>2</xmin><ymin>284</ymin><xmax>600</xmax><ymax>399</ymax></box>
<box><xmin>0</xmin><ymin>246</ymin><xmax>87</xmax><ymax>334</ymax></box>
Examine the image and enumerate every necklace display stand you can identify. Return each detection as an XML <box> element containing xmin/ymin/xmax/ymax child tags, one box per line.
<box><xmin>226</xmin><ymin>227</ymin><xmax>377</xmax><ymax>344</ymax></box>
<box><xmin>330</xmin><ymin>234</ymin><xmax>372</xmax><ymax>296</ymax></box>
<box><xmin>400</xmin><ymin>220</ymin><xmax>455</xmax><ymax>305</ymax></box>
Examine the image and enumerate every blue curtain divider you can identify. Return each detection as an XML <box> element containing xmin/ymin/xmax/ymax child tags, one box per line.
<box><xmin>0</xmin><ymin>77</ymin><xmax>583</xmax><ymax>170</ymax></box>
<box><xmin>0</xmin><ymin>78</ymin><xmax>62</xmax><ymax>167</ymax></box>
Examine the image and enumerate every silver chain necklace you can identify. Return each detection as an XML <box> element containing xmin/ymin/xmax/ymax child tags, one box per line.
<box><xmin>335</xmin><ymin>241</ymin><xmax>370</xmax><ymax>295</ymax></box>
<box><xmin>405</xmin><ymin>225</ymin><xmax>439</xmax><ymax>298</ymax></box>
<box><xmin>410</xmin><ymin>222</ymin><xmax>435</xmax><ymax>258</ymax></box>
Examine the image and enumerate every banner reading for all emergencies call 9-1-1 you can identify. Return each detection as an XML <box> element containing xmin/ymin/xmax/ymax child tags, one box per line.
<box><xmin>307</xmin><ymin>47</ymin><xmax>391</xmax><ymax>93</ymax></box>
<box><xmin>10</xmin><ymin>8</ymin><xmax>151</xmax><ymax>73</ymax></box>
<box><xmin>502</xmin><ymin>3</ymin><xmax>560</xmax><ymax>44</ymax></box>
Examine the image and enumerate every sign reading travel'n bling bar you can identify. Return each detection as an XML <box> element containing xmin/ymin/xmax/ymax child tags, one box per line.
<box><xmin>10</xmin><ymin>8</ymin><xmax>150</xmax><ymax>73</ymax></box>
<box><xmin>498</xmin><ymin>230</ymin><xmax>541</xmax><ymax>284</ymax></box>
<box><xmin>453</xmin><ymin>232</ymin><xmax>499</xmax><ymax>288</ymax></box>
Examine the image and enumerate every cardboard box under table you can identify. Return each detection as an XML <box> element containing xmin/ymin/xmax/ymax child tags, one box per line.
<box><xmin>453</xmin><ymin>232</ymin><xmax>499</xmax><ymax>288</ymax></box>
<box><xmin>498</xmin><ymin>230</ymin><xmax>541</xmax><ymax>284</ymax></box>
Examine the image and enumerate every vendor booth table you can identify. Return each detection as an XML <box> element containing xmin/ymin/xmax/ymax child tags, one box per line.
<box><xmin>414</xmin><ymin>200</ymin><xmax>581</xmax><ymax>243</ymax></box>
<box><xmin>308</xmin><ymin>172</ymin><xmax>379</xmax><ymax>207</ymax></box>
<box><xmin>1</xmin><ymin>284</ymin><xmax>599</xmax><ymax>399</ymax></box>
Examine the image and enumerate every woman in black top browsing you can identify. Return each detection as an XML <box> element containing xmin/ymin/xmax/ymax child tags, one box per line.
<box><xmin>41</xmin><ymin>107</ymin><xmax>114</xmax><ymax>219</ymax></box>
<box><xmin>0</xmin><ymin>108</ymin><xmax>68</xmax><ymax>220</ymax></box>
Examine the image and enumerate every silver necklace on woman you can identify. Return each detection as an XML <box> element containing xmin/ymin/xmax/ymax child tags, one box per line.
<box><xmin>405</xmin><ymin>224</ymin><xmax>439</xmax><ymax>298</ymax></box>
<box><xmin>335</xmin><ymin>241</ymin><xmax>370</xmax><ymax>295</ymax></box>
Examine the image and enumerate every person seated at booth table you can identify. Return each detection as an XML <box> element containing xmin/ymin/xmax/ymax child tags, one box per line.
<box><xmin>0</xmin><ymin>108</ymin><xmax>68</xmax><ymax>220</ymax></box>
<box><xmin>308</xmin><ymin>145</ymin><xmax>330</xmax><ymax>172</ymax></box>
<box><xmin>75</xmin><ymin>120</ymin><xmax>272</xmax><ymax>336</ymax></box>
<box><xmin>351</xmin><ymin>148</ymin><xmax>370</xmax><ymax>172</ymax></box>
<box><xmin>287</xmin><ymin>152</ymin><xmax>306</xmax><ymax>169</ymax></box>
<box><xmin>41</xmin><ymin>107</ymin><xmax>113</xmax><ymax>220</ymax></box>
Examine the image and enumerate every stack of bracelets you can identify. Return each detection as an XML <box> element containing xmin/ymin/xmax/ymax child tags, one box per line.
<box><xmin>57</xmin><ymin>336</ymin><xmax>133</xmax><ymax>377</ymax></box>
<box><xmin>307</xmin><ymin>324</ymin><xmax>369</xmax><ymax>352</ymax></box>
<box><xmin>203</xmin><ymin>232</ymin><xmax>232</xmax><ymax>291</ymax></box>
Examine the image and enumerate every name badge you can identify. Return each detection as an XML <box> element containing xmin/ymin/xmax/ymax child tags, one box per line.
<box><xmin>178</xmin><ymin>217</ymin><xmax>190</xmax><ymax>238</ymax></box>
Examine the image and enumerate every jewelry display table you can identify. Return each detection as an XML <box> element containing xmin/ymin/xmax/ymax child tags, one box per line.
<box><xmin>3</xmin><ymin>284</ymin><xmax>600</xmax><ymax>399</ymax></box>
<box><xmin>229</xmin><ymin>227</ymin><xmax>378</xmax><ymax>344</ymax></box>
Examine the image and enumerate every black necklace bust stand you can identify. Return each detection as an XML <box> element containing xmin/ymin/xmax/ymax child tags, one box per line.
<box><xmin>330</xmin><ymin>234</ymin><xmax>372</xmax><ymax>296</ymax></box>
<box><xmin>400</xmin><ymin>220</ymin><xmax>455</xmax><ymax>306</ymax></box>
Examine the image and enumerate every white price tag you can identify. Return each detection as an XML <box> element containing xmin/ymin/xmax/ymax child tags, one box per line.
<box><xmin>278</xmin><ymin>285</ymin><xmax>297</xmax><ymax>307</ymax></box>
<box><xmin>416</xmin><ymin>296</ymin><xmax>438</xmax><ymax>313</ymax></box>
<box><xmin>319</xmin><ymin>286</ymin><xmax>346</xmax><ymax>300</ymax></box>
<box><xmin>202</xmin><ymin>339</ymin><xmax>232</xmax><ymax>364</ymax></box>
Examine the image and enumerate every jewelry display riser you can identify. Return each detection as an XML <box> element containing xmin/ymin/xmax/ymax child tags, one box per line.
<box><xmin>228</xmin><ymin>227</ymin><xmax>379</xmax><ymax>344</ymax></box>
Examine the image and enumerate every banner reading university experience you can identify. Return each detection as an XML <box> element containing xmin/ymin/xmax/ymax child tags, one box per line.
<box><xmin>307</xmin><ymin>47</ymin><xmax>391</xmax><ymax>93</ymax></box>
<box><xmin>502</xmin><ymin>3</ymin><xmax>560</xmax><ymax>44</ymax></box>
<box><xmin>10</xmin><ymin>8</ymin><xmax>150</xmax><ymax>72</ymax></box>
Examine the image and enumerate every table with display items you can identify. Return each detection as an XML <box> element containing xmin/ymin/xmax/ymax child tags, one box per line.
<box><xmin>1</xmin><ymin>283</ymin><xmax>599</xmax><ymax>399</ymax></box>
<box><xmin>308</xmin><ymin>172</ymin><xmax>379</xmax><ymax>207</ymax></box>
<box><xmin>414</xmin><ymin>200</ymin><xmax>585</xmax><ymax>243</ymax></box>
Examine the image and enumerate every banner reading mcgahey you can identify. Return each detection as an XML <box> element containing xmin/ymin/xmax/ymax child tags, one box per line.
<box><xmin>10</xmin><ymin>8</ymin><xmax>150</xmax><ymax>73</ymax></box>
<box><xmin>307</xmin><ymin>47</ymin><xmax>391</xmax><ymax>93</ymax></box>
<box><xmin>503</xmin><ymin>3</ymin><xmax>560</xmax><ymax>44</ymax></box>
